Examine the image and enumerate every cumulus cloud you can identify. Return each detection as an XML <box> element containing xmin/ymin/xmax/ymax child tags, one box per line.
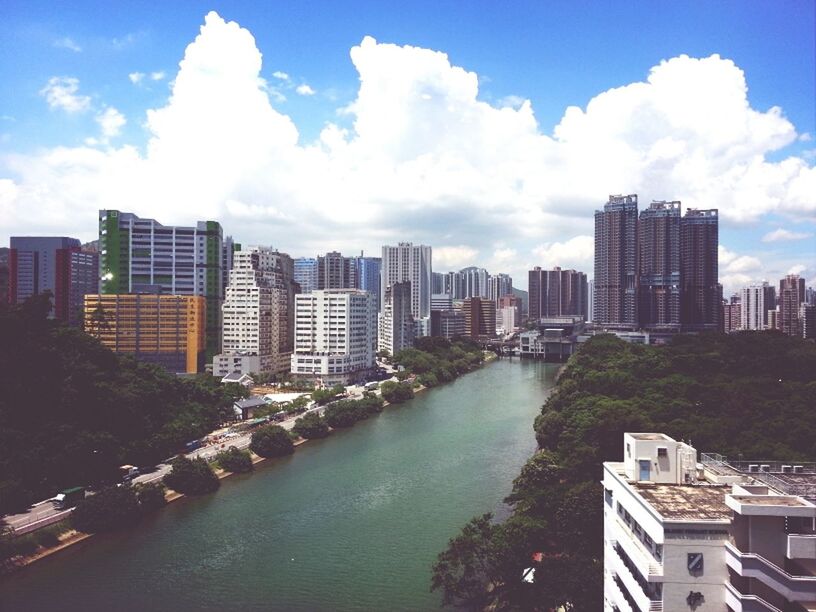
<box><xmin>762</xmin><ymin>228</ymin><xmax>813</xmax><ymax>242</ymax></box>
<box><xmin>295</xmin><ymin>83</ymin><xmax>315</xmax><ymax>96</ymax></box>
<box><xmin>54</xmin><ymin>37</ymin><xmax>81</xmax><ymax>52</ymax></box>
<box><xmin>5</xmin><ymin>12</ymin><xmax>815</xmax><ymax>289</ymax></box>
<box><xmin>96</xmin><ymin>107</ymin><xmax>126</xmax><ymax>139</ymax></box>
<box><xmin>128</xmin><ymin>72</ymin><xmax>145</xmax><ymax>84</ymax></box>
<box><xmin>150</xmin><ymin>71</ymin><xmax>166</xmax><ymax>81</ymax></box>
<box><xmin>39</xmin><ymin>77</ymin><xmax>91</xmax><ymax>113</ymax></box>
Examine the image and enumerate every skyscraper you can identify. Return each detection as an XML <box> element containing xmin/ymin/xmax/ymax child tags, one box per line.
<box><xmin>353</xmin><ymin>255</ymin><xmax>382</xmax><ymax>311</ymax></box>
<box><xmin>317</xmin><ymin>251</ymin><xmax>355</xmax><ymax>290</ymax></box>
<box><xmin>378</xmin><ymin>281</ymin><xmax>414</xmax><ymax>356</ymax></box>
<box><xmin>98</xmin><ymin>210</ymin><xmax>224</xmax><ymax>359</ymax></box>
<box><xmin>638</xmin><ymin>201</ymin><xmax>680</xmax><ymax>329</ymax></box>
<box><xmin>680</xmin><ymin>208</ymin><xmax>720</xmax><ymax>331</ymax></box>
<box><xmin>381</xmin><ymin>242</ymin><xmax>432</xmax><ymax>324</ymax></box>
<box><xmin>293</xmin><ymin>257</ymin><xmax>318</xmax><ymax>294</ymax></box>
<box><xmin>463</xmin><ymin>297</ymin><xmax>496</xmax><ymax>338</ymax></box>
<box><xmin>594</xmin><ymin>194</ymin><xmax>639</xmax><ymax>327</ymax></box>
<box><xmin>488</xmin><ymin>273</ymin><xmax>513</xmax><ymax>304</ymax></box>
<box><xmin>779</xmin><ymin>274</ymin><xmax>803</xmax><ymax>337</ymax></box>
<box><xmin>213</xmin><ymin>246</ymin><xmax>298</xmax><ymax>377</ymax></box>
<box><xmin>528</xmin><ymin>267</ymin><xmax>588</xmax><ymax>321</ymax></box>
<box><xmin>9</xmin><ymin>236</ymin><xmax>98</xmax><ymax>326</ymax></box>
<box><xmin>740</xmin><ymin>283</ymin><xmax>773</xmax><ymax>330</ymax></box>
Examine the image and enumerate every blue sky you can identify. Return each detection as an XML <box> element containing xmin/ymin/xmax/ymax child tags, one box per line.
<box><xmin>1</xmin><ymin>1</ymin><xmax>814</xmax><ymax>291</ymax></box>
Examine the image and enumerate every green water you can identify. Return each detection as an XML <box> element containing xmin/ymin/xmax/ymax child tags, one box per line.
<box><xmin>0</xmin><ymin>359</ymin><xmax>558</xmax><ymax>611</ymax></box>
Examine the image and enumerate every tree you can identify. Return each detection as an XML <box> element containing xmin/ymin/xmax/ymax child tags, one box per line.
<box><xmin>215</xmin><ymin>446</ymin><xmax>253</xmax><ymax>473</ymax></box>
<box><xmin>163</xmin><ymin>456</ymin><xmax>220</xmax><ymax>495</ymax></box>
<box><xmin>250</xmin><ymin>424</ymin><xmax>294</xmax><ymax>458</ymax></box>
<box><xmin>381</xmin><ymin>381</ymin><xmax>414</xmax><ymax>403</ymax></box>
<box><xmin>292</xmin><ymin>412</ymin><xmax>330</xmax><ymax>439</ymax></box>
<box><xmin>134</xmin><ymin>482</ymin><xmax>167</xmax><ymax>513</ymax></box>
<box><xmin>71</xmin><ymin>486</ymin><xmax>141</xmax><ymax>533</ymax></box>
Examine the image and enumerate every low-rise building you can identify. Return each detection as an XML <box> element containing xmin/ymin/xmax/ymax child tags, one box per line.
<box><xmin>604</xmin><ymin>432</ymin><xmax>816</xmax><ymax>612</ymax></box>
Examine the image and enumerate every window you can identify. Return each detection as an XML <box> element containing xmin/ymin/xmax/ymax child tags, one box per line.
<box><xmin>626</xmin><ymin>443</ymin><xmax>631</xmax><ymax>458</ymax></box>
<box><xmin>657</xmin><ymin>447</ymin><xmax>668</xmax><ymax>457</ymax></box>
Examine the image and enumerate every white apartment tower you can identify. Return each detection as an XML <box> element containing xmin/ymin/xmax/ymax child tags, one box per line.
<box><xmin>212</xmin><ymin>246</ymin><xmax>297</xmax><ymax>377</ymax></box>
<box><xmin>291</xmin><ymin>289</ymin><xmax>377</xmax><ymax>387</ymax></box>
<box><xmin>741</xmin><ymin>282</ymin><xmax>773</xmax><ymax>331</ymax></box>
<box><xmin>381</xmin><ymin>243</ymin><xmax>432</xmax><ymax>328</ymax></box>
<box><xmin>378</xmin><ymin>281</ymin><xmax>414</xmax><ymax>356</ymax></box>
<box><xmin>604</xmin><ymin>432</ymin><xmax>816</xmax><ymax>612</ymax></box>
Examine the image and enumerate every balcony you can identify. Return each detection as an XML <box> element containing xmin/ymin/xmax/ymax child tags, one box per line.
<box><xmin>613</xmin><ymin>517</ymin><xmax>663</xmax><ymax>580</ymax></box>
<box><xmin>608</xmin><ymin>542</ymin><xmax>663</xmax><ymax>612</ymax></box>
<box><xmin>725</xmin><ymin>542</ymin><xmax>816</xmax><ymax>602</ymax></box>
<box><xmin>788</xmin><ymin>534</ymin><xmax>816</xmax><ymax>560</ymax></box>
<box><xmin>723</xmin><ymin>581</ymin><xmax>782</xmax><ymax>612</ymax></box>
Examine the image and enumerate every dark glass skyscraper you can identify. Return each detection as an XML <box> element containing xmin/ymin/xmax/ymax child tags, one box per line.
<box><xmin>638</xmin><ymin>201</ymin><xmax>681</xmax><ymax>329</ymax></box>
<box><xmin>680</xmin><ymin>208</ymin><xmax>720</xmax><ymax>330</ymax></box>
<box><xmin>594</xmin><ymin>194</ymin><xmax>639</xmax><ymax>327</ymax></box>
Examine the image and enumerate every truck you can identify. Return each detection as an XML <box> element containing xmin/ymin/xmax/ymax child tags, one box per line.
<box><xmin>185</xmin><ymin>439</ymin><xmax>203</xmax><ymax>452</ymax></box>
<box><xmin>53</xmin><ymin>486</ymin><xmax>86</xmax><ymax>510</ymax></box>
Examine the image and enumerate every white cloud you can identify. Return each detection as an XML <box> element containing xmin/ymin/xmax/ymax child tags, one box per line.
<box><xmin>129</xmin><ymin>72</ymin><xmax>145</xmax><ymax>84</ymax></box>
<box><xmin>39</xmin><ymin>77</ymin><xmax>91</xmax><ymax>113</ymax></box>
<box><xmin>96</xmin><ymin>107</ymin><xmax>126</xmax><ymax>139</ymax></box>
<box><xmin>761</xmin><ymin>228</ymin><xmax>813</xmax><ymax>242</ymax></box>
<box><xmin>150</xmin><ymin>71</ymin><xmax>166</xmax><ymax>81</ymax></box>
<box><xmin>54</xmin><ymin>37</ymin><xmax>82</xmax><ymax>52</ymax></box>
<box><xmin>5</xmin><ymin>13</ymin><xmax>815</xmax><ymax>290</ymax></box>
<box><xmin>295</xmin><ymin>83</ymin><xmax>315</xmax><ymax>96</ymax></box>
<box><xmin>789</xmin><ymin>264</ymin><xmax>807</xmax><ymax>275</ymax></box>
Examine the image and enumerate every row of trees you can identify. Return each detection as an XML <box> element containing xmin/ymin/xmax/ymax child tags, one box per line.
<box><xmin>433</xmin><ymin>331</ymin><xmax>816</xmax><ymax>609</ymax></box>
<box><xmin>392</xmin><ymin>336</ymin><xmax>485</xmax><ymax>389</ymax></box>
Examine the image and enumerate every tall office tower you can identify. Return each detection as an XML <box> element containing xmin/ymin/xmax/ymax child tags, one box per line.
<box><xmin>459</xmin><ymin>267</ymin><xmax>490</xmax><ymax>298</ymax></box>
<box><xmin>463</xmin><ymin>297</ymin><xmax>496</xmax><ymax>338</ymax></box>
<box><xmin>317</xmin><ymin>251</ymin><xmax>356</xmax><ymax>290</ymax></box>
<box><xmin>294</xmin><ymin>257</ymin><xmax>318</xmax><ymax>294</ymax></box>
<box><xmin>213</xmin><ymin>247</ymin><xmax>297</xmax><ymax>377</ymax></box>
<box><xmin>221</xmin><ymin>236</ymin><xmax>239</xmax><ymax>299</ymax></box>
<box><xmin>98</xmin><ymin>210</ymin><xmax>224</xmax><ymax>359</ymax></box>
<box><xmin>9</xmin><ymin>236</ymin><xmax>99</xmax><ymax>326</ymax></box>
<box><xmin>353</xmin><ymin>255</ymin><xmax>382</xmax><ymax>311</ymax></box>
<box><xmin>740</xmin><ymin>283</ymin><xmax>773</xmax><ymax>330</ymax></box>
<box><xmin>0</xmin><ymin>247</ymin><xmax>8</xmax><ymax>303</ymax></box>
<box><xmin>528</xmin><ymin>267</ymin><xmax>588</xmax><ymax>320</ymax></box>
<box><xmin>381</xmin><ymin>242</ymin><xmax>432</xmax><ymax>327</ymax></box>
<box><xmin>84</xmin><ymin>293</ymin><xmax>206</xmax><ymax>374</ymax></box>
<box><xmin>594</xmin><ymin>194</ymin><xmax>639</xmax><ymax>327</ymax></box>
<box><xmin>767</xmin><ymin>308</ymin><xmax>780</xmax><ymax>330</ymax></box>
<box><xmin>806</xmin><ymin>287</ymin><xmax>816</xmax><ymax>306</ymax></box>
<box><xmin>638</xmin><ymin>201</ymin><xmax>681</xmax><ymax>328</ymax></box>
<box><xmin>488</xmin><ymin>273</ymin><xmax>513</xmax><ymax>303</ymax></box>
<box><xmin>432</xmin><ymin>272</ymin><xmax>444</xmax><ymax>294</ymax></box>
<box><xmin>680</xmin><ymin>208</ymin><xmax>720</xmax><ymax>330</ymax></box>
<box><xmin>779</xmin><ymin>274</ymin><xmax>803</xmax><ymax>337</ymax></box>
<box><xmin>587</xmin><ymin>280</ymin><xmax>595</xmax><ymax>322</ymax></box>
<box><xmin>378</xmin><ymin>281</ymin><xmax>414</xmax><ymax>355</ymax></box>
<box><xmin>443</xmin><ymin>271</ymin><xmax>466</xmax><ymax>300</ymax></box>
<box><xmin>291</xmin><ymin>289</ymin><xmax>377</xmax><ymax>386</ymax></box>
<box><xmin>801</xmin><ymin>303</ymin><xmax>816</xmax><ymax>339</ymax></box>
<box><xmin>723</xmin><ymin>296</ymin><xmax>741</xmax><ymax>333</ymax></box>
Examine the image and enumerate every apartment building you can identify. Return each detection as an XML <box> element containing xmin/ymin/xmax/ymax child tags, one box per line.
<box><xmin>463</xmin><ymin>296</ymin><xmax>496</xmax><ymax>338</ymax></box>
<box><xmin>594</xmin><ymin>194</ymin><xmax>639</xmax><ymax>328</ymax></box>
<box><xmin>381</xmin><ymin>242</ymin><xmax>432</xmax><ymax>327</ymax></box>
<box><xmin>604</xmin><ymin>432</ymin><xmax>816</xmax><ymax>612</ymax></box>
<box><xmin>290</xmin><ymin>289</ymin><xmax>377</xmax><ymax>387</ymax></box>
<box><xmin>378</xmin><ymin>281</ymin><xmax>414</xmax><ymax>356</ymax></box>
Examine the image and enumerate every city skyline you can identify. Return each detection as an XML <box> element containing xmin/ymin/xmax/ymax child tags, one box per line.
<box><xmin>1</xmin><ymin>3</ymin><xmax>814</xmax><ymax>295</ymax></box>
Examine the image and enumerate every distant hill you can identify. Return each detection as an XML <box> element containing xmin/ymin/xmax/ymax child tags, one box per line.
<box><xmin>511</xmin><ymin>287</ymin><xmax>528</xmax><ymax>315</ymax></box>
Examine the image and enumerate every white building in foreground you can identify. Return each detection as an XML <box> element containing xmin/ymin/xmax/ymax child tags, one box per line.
<box><xmin>604</xmin><ymin>432</ymin><xmax>816</xmax><ymax>612</ymax></box>
<box><xmin>291</xmin><ymin>289</ymin><xmax>376</xmax><ymax>387</ymax></box>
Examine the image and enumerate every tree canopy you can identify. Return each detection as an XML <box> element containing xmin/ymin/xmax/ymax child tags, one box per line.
<box><xmin>250</xmin><ymin>424</ymin><xmax>295</xmax><ymax>458</ymax></box>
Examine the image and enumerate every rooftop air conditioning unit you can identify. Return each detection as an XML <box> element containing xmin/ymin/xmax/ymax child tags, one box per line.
<box><xmin>760</xmin><ymin>465</ymin><xmax>771</xmax><ymax>472</ymax></box>
<box><xmin>782</xmin><ymin>465</ymin><xmax>793</xmax><ymax>473</ymax></box>
<box><xmin>794</xmin><ymin>465</ymin><xmax>804</xmax><ymax>474</ymax></box>
<box><xmin>748</xmin><ymin>464</ymin><xmax>759</xmax><ymax>473</ymax></box>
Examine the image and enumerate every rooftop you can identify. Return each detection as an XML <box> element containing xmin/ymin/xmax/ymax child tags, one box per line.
<box><xmin>729</xmin><ymin>495</ymin><xmax>808</xmax><ymax>507</ymax></box>
<box><xmin>629</xmin><ymin>433</ymin><xmax>671</xmax><ymax>441</ymax></box>
<box><xmin>634</xmin><ymin>483</ymin><xmax>732</xmax><ymax>521</ymax></box>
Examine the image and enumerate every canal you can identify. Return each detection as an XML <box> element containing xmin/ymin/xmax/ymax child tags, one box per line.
<box><xmin>0</xmin><ymin>359</ymin><xmax>559</xmax><ymax>611</ymax></box>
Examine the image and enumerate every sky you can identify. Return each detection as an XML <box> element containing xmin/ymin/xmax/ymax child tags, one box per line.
<box><xmin>1</xmin><ymin>1</ymin><xmax>814</xmax><ymax>293</ymax></box>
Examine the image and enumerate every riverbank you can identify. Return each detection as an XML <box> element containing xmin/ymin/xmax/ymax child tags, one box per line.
<box><xmin>5</xmin><ymin>358</ymin><xmax>484</xmax><ymax>573</ymax></box>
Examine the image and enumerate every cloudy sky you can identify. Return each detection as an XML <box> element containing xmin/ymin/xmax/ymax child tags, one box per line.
<box><xmin>1</xmin><ymin>1</ymin><xmax>814</xmax><ymax>292</ymax></box>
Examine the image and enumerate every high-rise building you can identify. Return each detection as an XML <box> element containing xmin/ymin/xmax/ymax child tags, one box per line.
<box><xmin>459</xmin><ymin>267</ymin><xmax>490</xmax><ymax>299</ymax></box>
<box><xmin>680</xmin><ymin>208</ymin><xmax>720</xmax><ymax>331</ymax></box>
<box><xmin>594</xmin><ymin>194</ymin><xmax>639</xmax><ymax>327</ymax></box>
<box><xmin>528</xmin><ymin>267</ymin><xmax>588</xmax><ymax>321</ymax></box>
<box><xmin>722</xmin><ymin>296</ymin><xmax>741</xmax><ymax>333</ymax></box>
<box><xmin>740</xmin><ymin>283</ymin><xmax>773</xmax><ymax>331</ymax></box>
<box><xmin>604</xmin><ymin>432</ymin><xmax>816</xmax><ymax>612</ymax></box>
<box><xmin>84</xmin><ymin>293</ymin><xmax>206</xmax><ymax>374</ymax></box>
<box><xmin>378</xmin><ymin>281</ymin><xmax>414</xmax><ymax>356</ymax></box>
<box><xmin>767</xmin><ymin>308</ymin><xmax>780</xmax><ymax>330</ymax></box>
<box><xmin>317</xmin><ymin>251</ymin><xmax>355</xmax><ymax>290</ymax></box>
<box><xmin>221</xmin><ymin>236</ymin><xmax>239</xmax><ymax>298</ymax></box>
<box><xmin>213</xmin><ymin>247</ymin><xmax>298</xmax><ymax>377</ymax></box>
<box><xmin>463</xmin><ymin>297</ymin><xmax>496</xmax><ymax>338</ymax></box>
<box><xmin>779</xmin><ymin>274</ymin><xmax>803</xmax><ymax>337</ymax></box>
<box><xmin>430</xmin><ymin>308</ymin><xmax>466</xmax><ymax>339</ymax></box>
<box><xmin>431</xmin><ymin>293</ymin><xmax>453</xmax><ymax>311</ymax></box>
<box><xmin>98</xmin><ymin>210</ymin><xmax>224</xmax><ymax>359</ymax></box>
<box><xmin>587</xmin><ymin>280</ymin><xmax>594</xmax><ymax>323</ymax></box>
<box><xmin>432</xmin><ymin>272</ymin><xmax>444</xmax><ymax>295</ymax></box>
<box><xmin>801</xmin><ymin>303</ymin><xmax>816</xmax><ymax>339</ymax></box>
<box><xmin>381</xmin><ymin>242</ymin><xmax>432</xmax><ymax>326</ymax></box>
<box><xmin>9</xmin><ymin>236</ymin><xmax>98</xmax><ymax>326</ymax></box>
<box><xmin>638</xmin><ymin>201</ymin><xmax>681</xmax><ymax>329</ymax></box>
<box><xmin>488</xmin><ymin>273</ymin><xmax>513</xmax><ymax>304</ymax></box>
<box><xmin>293</xmin><ymin>258</ymin><xmax>318</xmax><ymax>294</ymax></box>
<box><xmin>497</xmin><ymin>294</ymin><xmax>521</xmax><ymax>332</ymax></box>
<box><xmin>0</xmin><ymin>247</ymin><xmax>9</xmax><ymax>304</ymax></box>
<box><xmin>291</xmin><ymin>289</ymin><xmax>377</xmax><ymax>386</ymax></box>
<box><xmin>353</xmin><ymin>255</ymin><xmax>382</xmax><ymax>311</ymax></box>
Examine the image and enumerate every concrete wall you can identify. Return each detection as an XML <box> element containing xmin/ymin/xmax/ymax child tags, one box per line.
<box><xmin>662</xmin><ymin>537</ymin><xmax>728</xmax><ymax>611</ymax></box>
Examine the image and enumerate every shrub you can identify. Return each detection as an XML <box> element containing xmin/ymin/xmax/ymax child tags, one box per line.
<box><xmin>163</xmin><ymin>456</ymin><xmax>220</xmax><ymax>495</ymax></box>
<box><xmin>324</xmin><ymin>396</ymin><xmax>384</xmax><ymax>428</ymax></box>
<box><xmin>71</xmin><ymin>486</ymin><xmax>141</xmax><ymax>533</ymax></box>
<box><xmin>250</xmin><ymin>425</ymin><xmax>294</xmax><ymax>458</ymax></box>
<box><xmin>292</xmin><ymin>412</ymin><xmax>330</xmax><ymax>439</ymax></box>
<box><xmin>215</xmin><ymin>446</ymin><xmax>254</xmax><ymax>473</ymax></box>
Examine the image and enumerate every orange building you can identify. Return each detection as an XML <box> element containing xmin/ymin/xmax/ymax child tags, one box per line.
<box><xmin>84</xmin><ymin>293</ymin><xmax>206</xmax><ymax>374</ymax></box>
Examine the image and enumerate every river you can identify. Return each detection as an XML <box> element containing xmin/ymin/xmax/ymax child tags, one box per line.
<box><xmin>0</xmin><ymin>359</ymin><xmax>558</xmax><ymax>611</ymax></box>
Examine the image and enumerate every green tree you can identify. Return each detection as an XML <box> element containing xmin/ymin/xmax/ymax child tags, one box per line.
<box><xmin>293</xmin><ymin>412</ymin><xmax>330</xmax><ymax>439</ymax></box>
<box><xmin>250</xmin><ymin>425</ymin><xmax>294</xmax><ymax>458</ymax></box>
<box><xmin>163</xmin><ymin>456</ymin><xmax>220</xmax><ymax>495</ymax></box>
<box><xmin>381</xmin><ymin>381</ymin><xmax>414</xmax><ymax>403</ymax></box>
<box><xmin>134</xmin><ymin>482</ymin><xmax>167</xmax><ymax>513</ymax></box>
<box><xmin>215</xmin><ymin>446</ymin><xmax>253</xmax><ymax>473</ymax></box>
<box><xmin>71</xmin><ymin>486</ymin><xmax>141</xmax><ymax>533</ymax></box>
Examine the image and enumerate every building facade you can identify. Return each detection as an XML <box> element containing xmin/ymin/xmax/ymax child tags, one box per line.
<box><xmin>603</xmin><ymin>432</ymin><xmax>816</xmax><ymax>612</ymax></box>
<box><xmin>353</xmin><ymin>255</ymin><xmax>382</xmax><ymax>311</ymax></box>
<box><xmin>528</xmin><ymin>266</ymin><xmax>588</xmax><ymax>321</ymax></box>
<box><xmin>84</xmin><ymin>293</ymin><xmax>206</xmax><ymax>374</ymax></box>
<box><xmin>488</xmin><ymin>273</ymin><xmax>513</xmax><ymax>304</ymax></box>
<box><xmin>381</xmin><ymin>242</ymin><xmax>432</xmax><ymax>327</ymax></box>
<box><xmin>291</xmin><ymin>289</ymin><xmax>377</xmax><ymax>386</ymax></box>
<box><xmin>98</xmin><ymin>210</ymin><xmax>224</xmax><ymax>359</ymax></box>
<box><xmin>638</xmin><ymin>201</ymin><xmax>681</xmax><ymax>329</ymax></box>
<box><xmin>594</xmin><ymin>194</ymin><xmax>639</xmax><ymax>328</ymax></box>
<box><xmin>722</xmin><ymin>297</ymin><xmax>742</xmax><ymax>333</ymax></box>
<box><xmin>680</xmin><ymin>208</ymin><xmax>721</xmax><ymax>331</ymax></box>
<box><xmin>462</xmin><ymin>297</ymin><xmax>496</xmax><ymax>338</ymax></box>
<box><xmin>741</xmin><ymin>283</ymin><xmax>775</xmax><ymax>331</ymax></box>
<box><xmin>779</xmin><ymin>274</ymin><xmax>804</xmax><ymax>337</ymax></box>
<box><xmin>378</xmin><ymin>281</ymin><xmax>414</xmax><ymax>356</ymax></box>
<box><xmin>293</xmin><ymin>257</ymin><xmax>318</xmax><ymax>294</ymax></box>
<box><xmin>212</xmin><ymin>246</ymin><xmax>298</xmax><ymax>378</ymax></box>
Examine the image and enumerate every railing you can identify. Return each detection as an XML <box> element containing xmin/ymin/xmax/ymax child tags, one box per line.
<box><xmin>614</xmin><ymin>517</ymin><xmax>663</xmax><ymax>579</ymax></box>
<box><xmin>724</xmin><ymin>580</ymin><xmax>782</xmax><ymax>612</ymax></box>
<box><xmin>725</xmin><ymin>542</ymin><xmax>816</xmax><ymax>602</ymax></box>
<box><xmin>610</xmin><ymin>543</ymin><xmax>663</xmax><ymax>612</ymax></box>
